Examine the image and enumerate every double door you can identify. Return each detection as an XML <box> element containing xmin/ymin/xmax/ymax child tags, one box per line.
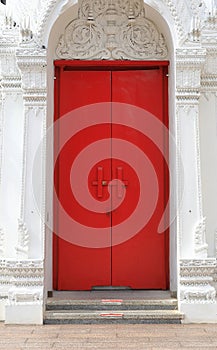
<box><xmin>54</xmin><ymin>62</ymin><xmax>169</xmax><ymax>290</ymax></box>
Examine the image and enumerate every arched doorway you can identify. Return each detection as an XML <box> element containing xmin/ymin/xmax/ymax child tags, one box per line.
<box><xmin>46</xmin><ymin>0</ymin><xmax>177</xmax><ymax>294</ymax></box>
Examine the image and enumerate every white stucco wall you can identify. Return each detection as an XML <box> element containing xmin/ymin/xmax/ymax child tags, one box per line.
<box><xmin>0</xmin><ymin>93</ymin><xmax>23</xmax><ymax>258</ymax></box>
<box><xmin>0</xmin><ymin>0</ymin><xmax>217</xmax><ymax>324</ymax></box>
<box><xmin>200</xmin><ymin>93</ymin><xmax>217</xmax><ymax>257</ymax></box>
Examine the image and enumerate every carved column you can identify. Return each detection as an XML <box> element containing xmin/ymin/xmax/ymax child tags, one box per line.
<box><xmin>200</xmin><ymin>15</ymin><xmax>217</xmax><ymax>294</ymax></box>
<box><xmin>0</xmin><ymin>28</ymin><xmax>23</xmax><ymax>320</ymax></box>
<box><xmin>176</xmin><ymin>47</ymin><xmax>207</xmax><ymax>259</ymax></box>
<box><xmin>0</xmin><ymin>90</ymin><xmax>4</xmax><ymax>259</ymax></box>
<box><xmin>176</xmin><ymin>46</ymin><xmax>217</xmax><ymax>321</ymax></box>
<box><xmin>5</xmin><ymin>43</ymin><xmax>47</xmax><ymax>324</ymax></box>
<box><xmin>0</xmin><ymin>30</ymin><xmax>22</xmax><ymax>259</ymax></box>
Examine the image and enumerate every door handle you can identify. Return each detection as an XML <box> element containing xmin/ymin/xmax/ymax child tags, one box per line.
<box><xmin>116</xmin><ymin>167</ymin><xmax>128</xmax><ymax>198</ymax></box>
<box><xmin>92</xmin><ymin>167</ymin><xmax>108</xmax><ymax>197</ymax></box>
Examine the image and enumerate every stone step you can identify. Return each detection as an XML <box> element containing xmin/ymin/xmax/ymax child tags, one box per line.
<box><xmin>46</xmin><ymin>299</ymin><xmax>178</xmax><ymax>311</ymax></box>
<box><xmin>44</xmin><ymin>309</ymin><xmax>184</xmax><ymax>324</ymax></box>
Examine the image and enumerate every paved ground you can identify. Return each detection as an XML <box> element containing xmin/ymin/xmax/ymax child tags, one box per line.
<box><xmin>0</xmin><ymin>323</ymin><xmax>217</xmax><ymax>349</ymax></box>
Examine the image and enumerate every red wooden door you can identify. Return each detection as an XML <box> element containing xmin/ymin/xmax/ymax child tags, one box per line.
<box><xmin>54</xmin><ymin>62</ymin><xmax>169</xmax><ymax>290</ymax></box>
<box><xmin>54</xmin><ymin>70</ymin><xmax>112</xmax><ymax>290</ymax></box>
<box><xmin>111</xmin><ymin>69</ymin><xmax>168</xmax><ymax>289</ymax></box>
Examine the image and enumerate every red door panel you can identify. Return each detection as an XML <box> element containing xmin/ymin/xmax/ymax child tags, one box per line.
<box><xmin>54</xmin><ymin>63</ymin><xmax>169</xmax><ymax>291</ymax></box>
<box><xmin>111</xmin><ymin>69</ymin><xmax>168</xmax><ymax>289</ymax></box>
<box><xmin>54</xmin><ymin>70</ymin><xmax>112</xmax><ymax>290</ymax></box>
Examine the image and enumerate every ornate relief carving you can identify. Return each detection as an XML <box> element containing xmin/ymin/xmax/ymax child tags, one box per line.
<box><xmin>194</xmin><ymin>217</ymin><xmax>208</xmax><ymax>257</ymax></box>
<box><xmin>203</xmin><ymin>49</ymin><xmax>217</xmax><ymax>75</ymax></box>
<box><xmin>0</xmin><ymin>32</ymin><xmax>21</xmax><ymax>91</ymax></box>
<box><xmin>201</xmin><ymin>47</ymin><xmax>217</xmax><ymax>91</ymax></box>
<box><xmin>35</xmin><ymin>0</ymin><xmax>192</xmax><ymax>46</ymax></box>
<box><xmin>56</xmin><ymin>0</ymin><xmax>168</xmax><ymax>60</ymax></box>
<box><xmin>80</xmin><ymin>0</ymin><xmax>143</xmax><ymax>18</ymax></box>
<box><xmin>180</xmin><ymin>259</ymin><xmax>216</xmax><ymax>303</ymax></box>
<box><xmin>16</xmin><ymin>219</ymin><xmax>29</xmax><ymax>259</ymax></box>
<box><xmin>176</xmin><ymin>69</ymin><xmax>201</xmax><ymax>89</ymax></box>
<box><xmin>0</xmin><ymin>259</ymin><xmax>44</xmax><ymax>303</ymax></box>
<box><xmin>36</xmin><ymin>0</ymin><xmax>59</xmax><ymax>44</ymax></box>
<box><xmin>188</xmin><ymin>17</ymin><xmax>201</xmax><ymax>43</ymax></box>
<box><xmin>176</xmin><ymin>47</ymin><xmax>207</xmax><ymax>68</ymax></box>
<box><xmin>16</xmin><ymin>43</ymin><xmax>47</xmax><ymax>106</ymax></box>
<box><xmin>176</xmin><ymin>47</ymin><xmax>206</xmax><ymax>102</ymax></box>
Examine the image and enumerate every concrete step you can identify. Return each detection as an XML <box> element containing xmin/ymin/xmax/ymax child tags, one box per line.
<box><xmin>46</xmin><ymin>299</ymin><xmax>178</xmax><ymax>311</ymax></box>
<box><xmin>44</xmin><ymin>309</ymin><xmax>184</xmax><ymax>324</ymax></box>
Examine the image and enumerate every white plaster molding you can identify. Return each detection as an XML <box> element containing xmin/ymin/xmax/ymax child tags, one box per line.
<box><xmin>176</xmin><ymin>47</ymin><xmax>207</xmax><ymax>68</ymax></box>
<box><xmin>203</xmin><ymin>48</ymin><xmax>217</xmax><ymax>75</ymax></box>
<box><xmin>200</xmin><ymin>47</ymin><xmax>217</xmax><ymax>91</ymax></box>
<box><xmin>35</xmin><ymin>0</ymin><xmax>189</xmax><ymax>47</ymax></box>
<box><xmin>16</xmin><ymin>43</ymin><xmax>47</xmax><ymax>106</ymax></box>
<box><xmin>15</xmin><ymin>219</ymin><xmax>29</xmax><ymax>259</ymax></box>
<box><xmin>194</xmin><ymin>217</ymin><xmax>208</xmax><ymax>257</ymax></box>
<box><xmin>0</xmin><ymin>32</ymin><xmax>21</xmax><ymax>92</ymax></box>
<box><xmin>195</xmin><ymin>105</ymin><xmax>205</xmax><ymax>219</ymax></box>
<box><xmin>180</xmin><ymin>259</ymin><xmax>216</xmax><ymax>304</ymax></box>
<box><xmin>0</xmin><ymin>259</ymin><xmax>43</xmax><ymax>299</ymax></box>
<box><xmin>176</xmin><ymin>47</ymin><xmax>206</xmax><ymax>101</ymax></box>
<box><xmin>36</xmin><ymin>0</ymin><xmax>60</xmax><ymax>45</ymax></box>
<box><xmin>20</xmin><ymin>16</ymin><xmax>33</xmax><ymax>43</ymax></box>
<box><xmin>167</xmin><ymin>0</ymin><xmax>190</xmax><ymax>41</ymax></box>
<box><xmin>16</xmin><ymin>43</ymin><xmax>47</xmax><ymax>263</ymax></box>
<box><xmin>16</xmin><ymin>44</ymin><xmax>47</xmax><ymax>70</ymax></box>
<box><xmin>0</xmin><ymin>228</ymin><xmax>5</xmax><ymax>258</ymax></box>
<box><xmin>7</xmin><ymin>258</ymin><xmax>44</xmax><ymax>307</ymax></box>
<box><xmin>2</xmin><ymin>259</ymin><xmax>44</xmax><ymax>324</ymax></box>
<box><xmin>215</xmin><ymin>228</ymin><xmax>217</xmax><ymax>256</ymax></box>
<box><xmin>56</xmin><ymin>0</ymin><xmax>168</xmax><ymax>60</ymax></box>
<box><xmin>175</xmin><ymin>47</ymin><xmax>207</xmax><ymax>261</ymax></box>
<box><xmin>213</xmin><ymin>230</ymin><xmax>217</xmax><ymax>291</ymax></box>
<box><xmin>177</xmin><ymin>69</ymin><xmax>201</xmax><ymax>90</ymax></box>
<box><xmin>0</xmin><ymin>90</ymin><xmax>3</xmax><ymax>188</ymax></box>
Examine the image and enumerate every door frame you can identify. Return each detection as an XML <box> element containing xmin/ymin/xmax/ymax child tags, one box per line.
<box><xmin>53</xmin><ymin>60</ymin><xmax>170</xmax><ymax>290</ymax></box>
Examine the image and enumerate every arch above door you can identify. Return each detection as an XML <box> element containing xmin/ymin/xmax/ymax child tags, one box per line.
<box><xmin>55</xmin><ymin>0</ymin><xmax>168</xmax><ymax>60</ymax></box>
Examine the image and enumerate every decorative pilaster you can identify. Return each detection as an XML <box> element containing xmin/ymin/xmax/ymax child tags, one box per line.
<box><xmin>176</xmin><ymin>43</ymin><xmax>217</xmax><ymax>322</ymax></box>
<box><xmin>200</xmin><ymin>12</ymin><xmax>217</xmax><ymax>296</ymax></box>
<box><xmin>176</xmin><ymin>46</ymin><xmax>207</xmax><ymax>259</ymax></box>
<box><xmin>16</xmin><ymin>42</ymin><xmax>47</xmax><ymax>260</ymax></box>
<box><xmin>4</xmin><ymin>42</ymin><xmax>48</xmax><ymax>324</ymax></box>
<box><xmin>0</xmin><ymin>28</ymin><xmax>23</xmax><ymax>260</ymax></box>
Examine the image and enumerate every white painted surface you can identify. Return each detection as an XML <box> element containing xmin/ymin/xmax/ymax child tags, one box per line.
<box><xmin>5</xmin><ymin>304</ymin><xmax>43</xmax><ymax>324</ymax></box>
<box><xmin>181</xmin><ymin>303</ymin><xmax>217</xmax><ymax>323</ymax></box>
<box><xmin>200</xmin><ymin>93</ymin><xmax>217</xmax><ymax>257</ymax></box>
<box><xmin>0</xmin><ymin>0</ymin><xmax>217</xmax><ymax>324</ymax></box>
<box><xmin>0</xmin><ymin>94</ymin><xmax>24</xmax><ymax>258</ymax></box>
